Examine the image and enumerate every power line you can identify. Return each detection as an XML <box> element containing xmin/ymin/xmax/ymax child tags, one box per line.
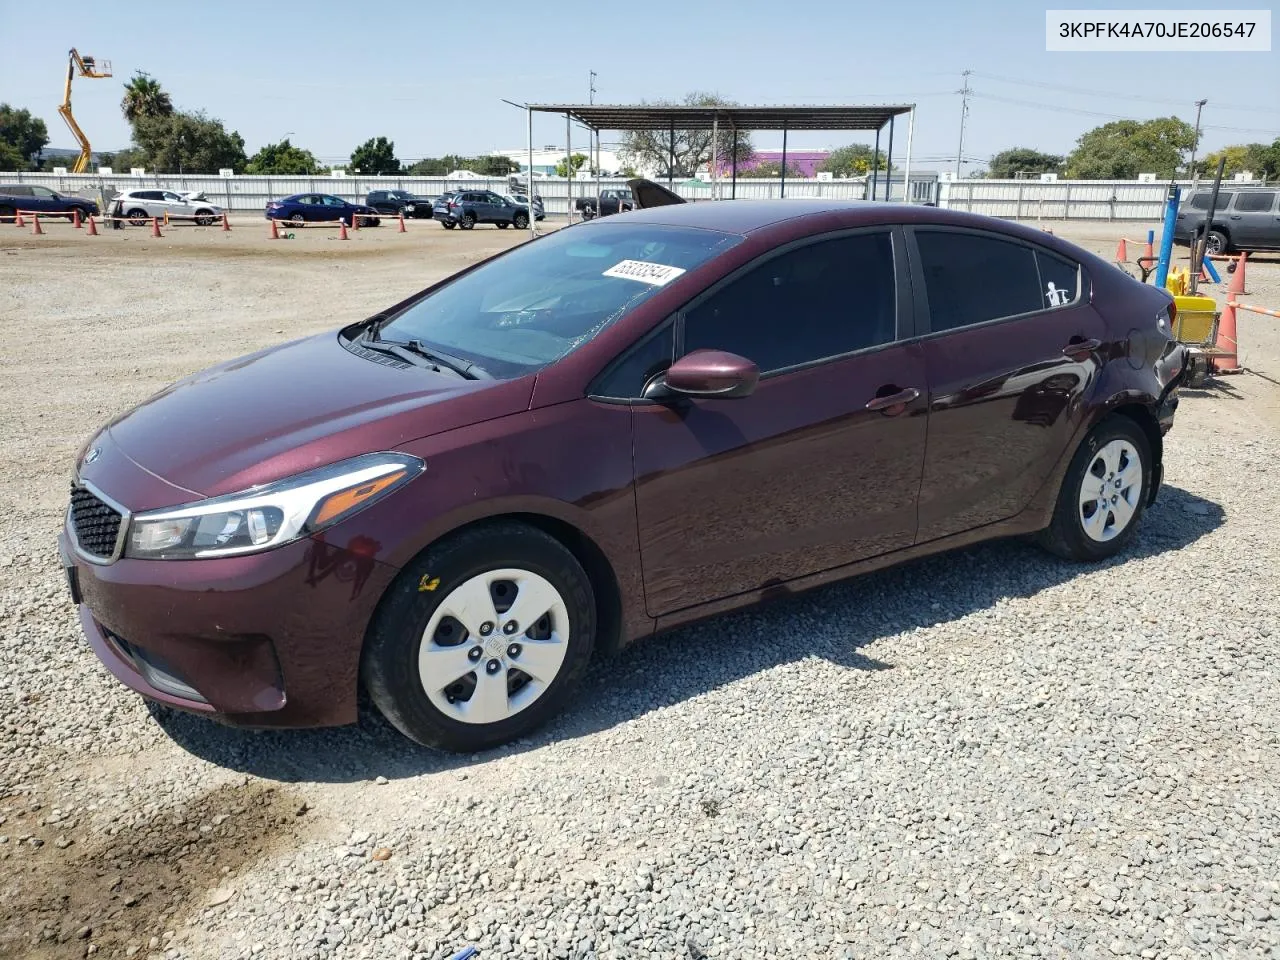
<box><xmin>969</xmin><ymin>91</ymin><xmax>1277</xmax><ymax>136</ymax></box>
<box><xmin>970</xmin><ymin>70</ymin><xmax>1280</xmax><ymax>116</ymax></box>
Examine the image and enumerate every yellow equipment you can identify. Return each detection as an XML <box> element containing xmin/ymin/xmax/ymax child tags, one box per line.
<box><xmin>58</xmin><ymin>48</ymin><xmax>112</xmax><ymax>174</ymax></box>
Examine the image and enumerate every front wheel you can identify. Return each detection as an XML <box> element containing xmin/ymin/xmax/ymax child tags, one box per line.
<box><xmin>362</xmin><ymin>522</ymin><xmax>597</xmax><ymax>751</ymax></box>
<box><xmin>512</xmin><ymin>212</ymin><xmax>529</xmax><ymax>230</ymax></box>
<box><xmin>194</xmin><ymin>209</ymin><xmax>216</xmax><ymax>226</ymax></box>
<box><xmin>1038</xmin><ymin>416</ymin><xmax>1151</xmax><ymax>562</ymax></box>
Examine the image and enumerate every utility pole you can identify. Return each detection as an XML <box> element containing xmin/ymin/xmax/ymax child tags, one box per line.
<box><xmin>589</xmin><ymin>71</ymin><xmax>598</xmax><ymax>176</ymax></box>
<box><xmin>955</xmin><ymin>69</ymin><xmax>972</xmax><ymax>179</ymax></box>
<box><xmin>1189</xmin><ymin>98</ymin><xmax>1207</xmax><ymax>186</ymax></box>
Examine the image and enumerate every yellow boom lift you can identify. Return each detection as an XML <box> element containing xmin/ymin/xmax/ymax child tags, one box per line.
<box><xmin>58</xmin><ymin>48</ymin><xmax>112</xmax><ymax>174</ymax></box>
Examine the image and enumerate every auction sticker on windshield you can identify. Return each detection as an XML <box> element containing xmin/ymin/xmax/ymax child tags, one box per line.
<box><xmin>603</xmin><ymin>260</ymin><xmax>687</xmax><ymax>286</ymax></box>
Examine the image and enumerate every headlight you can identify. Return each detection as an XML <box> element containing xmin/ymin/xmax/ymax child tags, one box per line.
<box><xmin>125</xmin><ymin>452</ymin><xmax>424</xmax><ymax>560</ymax></box>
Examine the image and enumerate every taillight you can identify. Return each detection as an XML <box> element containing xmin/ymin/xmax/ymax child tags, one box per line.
<box><xmin>1159</xmin><ymin>301</ymin><xmax>1176</xmax><ymax>336</ymax></box>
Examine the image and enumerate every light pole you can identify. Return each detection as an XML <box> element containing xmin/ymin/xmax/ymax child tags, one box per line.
<box><xmin>1188</xmin><ymin>99</ymin><xmax>1207</xmax><ymax>186</ymax></box>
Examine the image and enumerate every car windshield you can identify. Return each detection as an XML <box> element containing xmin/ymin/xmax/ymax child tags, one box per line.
<box><xmin>376</xmin><ymin>222</ymin><xmax>742</xmax><ymax>378</ymax></box>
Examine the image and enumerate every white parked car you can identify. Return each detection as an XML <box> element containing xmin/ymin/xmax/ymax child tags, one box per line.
<box><xmin>110</xmin><ymin>189</ymin><xmax>223</xmax><ymax>226</ymax></box>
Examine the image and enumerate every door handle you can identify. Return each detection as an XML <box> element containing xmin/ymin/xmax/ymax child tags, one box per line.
<box><xmin>865</xmin><ymin>387</ymin><xmax>921</xmax><ymax>412</ymax></box>
<box><xmin>1229</xmin><ymin>215</ymin><xmax>1242</xmax><ymax>220</ymax></box>
<box><xmin>1062</xmin><ymin>338</ymin><xmax>1101</xmax><ymax>358</ymax></box>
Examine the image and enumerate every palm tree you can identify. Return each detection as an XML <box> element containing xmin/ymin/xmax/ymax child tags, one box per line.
<box><xmin>121</xmin><ymin>72</ymin><xmax>173</xmax><ymax>124</ymax></box>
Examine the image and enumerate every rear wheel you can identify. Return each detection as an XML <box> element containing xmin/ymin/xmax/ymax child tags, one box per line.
<box><xmin>289</xmin><ymin>213</ymin><xmax>305</xmax><ymax>226</ymax></box>
<box><xmin>0</xmin><ymin>205</ymin><xmax>14</xmax><ymax>222</ymax></box>
<box><xmin>442</xmin><ymin>220</ymin><xmax>456</xmax><ymax>230</ymax></box>
<box><xmin>512</xmin><ymin>212</ymin><xmax>529</xmax><ymax>230</ymax></box>
<box><xmin>126</xmin><ymin>207</ymin><xmax>149</xmax><ymax>226</ymax></box>
<box><xmin>1039</xmin><ymin>416</ymin><xmax>1151</xmax><ymax>562</ymax></box>
<box><xmin>362</xmin><ymin>522</ymin><xmax>597</xmax><ymax>751</ymax></box>
<box><xmin>1205</xmin><ymin>229</ymin><xmax>1229</xmax><ymax>256</ymax></box>
<box><xmin>495</xmin><ymin>221</ymin><xmax>509</xmax><ymax>229</ymax></box>
<box><xmin>460</xmin><ymin>212</ymin><xmax>477</xmax><ymax>230</ymax></box>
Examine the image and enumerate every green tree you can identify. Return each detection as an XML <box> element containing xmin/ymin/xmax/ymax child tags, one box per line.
<box><xmin>749</xmin><ymin>160</ymin><xmax>805</xmax><ymax>178</ymax></box>
<box><xmin>133</xmin><ymin>110</ymin><xmax>247</xmax><ymax>173</ymax></box>
<box><xmin>1064</xmin><ymin>117</ymin><xmax>1196</xmax><ymax>180</ymax></box>
<box><xmin>555</xmin><ymin>152</ymin><xmax>589</xmax><ymax>177</ymax></box>
<box><xmin>987</xmin><ymin>147</ymin><xmax>1063</xmax><ymax>179</ymax></box>
<box><xmin>350</xmin><ymin>136</ymin><xmax>399</xmax><ymax>175</ymax></box>
<box><xmin>120</xmin><ymin>71</ymin><xmax>173</xmax><ymax>124</ymax></box>
<box><xmin>0</xmin><ymin>103</ymin><xmax>50</xmax><ymax>170</ymax></box>
<box><xmin>246</xmin><ymin>138</ymin><xmax>323</xmax><ymax>175</ymax></box>
<box><xmin>620</xmin><ymin>92</ymin><xmax>754</xmax><ymax>177</ymax></box>
<box><xmin>1195</xmin><ymin>141</ymin><xmax>1280</xmax><ymax>180</ymax></box>
<box><xmin>817</xmin><ymin>143</ymin><xmax>891</xmax><ymax>177</ymax></box>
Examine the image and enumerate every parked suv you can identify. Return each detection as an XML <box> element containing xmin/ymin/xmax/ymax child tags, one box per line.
<box><xmin>1174</xmin><ymin>187</ymin><xmax>1280</xmax><ymax>254</ymax></box>
<box><xmin>0</xmin><ymin>183</ymin><xmax>99</xmax><ymax>220</ymax></box>
<box><xmin>111</xmin><ymin>189</ymin><xmax>222</xmax><ymax>226</ymax></box>
<box><xmin>433</xmin><ymin>190</ymin><xmax>531</xmax><ymax>230</ymax></box>
<box><xmin>367</xmin><ymin>189</ymin><xmax>433</xmax><ymax>219</ymax></box>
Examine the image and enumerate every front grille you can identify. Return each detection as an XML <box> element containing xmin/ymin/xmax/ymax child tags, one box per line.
<box><xmin>70</xmin><ymin>483</ymin><xmax>123</xmax><ymax>559</ymax></box>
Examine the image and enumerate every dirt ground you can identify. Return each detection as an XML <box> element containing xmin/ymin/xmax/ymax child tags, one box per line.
<box><xmin>2</xmin><ymin>210</ymin><xmax>1279</xmax><ymax>959</ymax></box>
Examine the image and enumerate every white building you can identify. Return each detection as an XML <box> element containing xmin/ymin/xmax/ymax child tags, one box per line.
<box><xmin>492</xmin><ymin>146</ymin><xmax>642</xmax><ymax>177</ymax></box>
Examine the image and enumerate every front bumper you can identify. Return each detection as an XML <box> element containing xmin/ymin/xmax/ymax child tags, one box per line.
<box><xmin>58</xmin><ymin>530</ymin><xmax>398</xmax><ymax>728</ymax></box>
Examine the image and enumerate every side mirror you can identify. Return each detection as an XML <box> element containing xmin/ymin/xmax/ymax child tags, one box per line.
<box><xmin>654</xmin><ymin>349</ymin><xmax>759</xmax><ymax>400</ymax></box>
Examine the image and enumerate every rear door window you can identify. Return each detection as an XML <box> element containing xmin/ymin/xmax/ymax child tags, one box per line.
<box><xmin>913</xmin><ymin>230</ymin><xmax>1046</xmax><ymax>332</ymax></box>
<box><xmin>1232</xmin><ymin>191</ymin><xmax>1277</xmax><ymax>213</ymax></box>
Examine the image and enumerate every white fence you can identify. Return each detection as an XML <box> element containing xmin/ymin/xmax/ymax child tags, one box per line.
<box><xmin>937</xmin><ymin>178</ymin><xmax>1265</xmax><ymax>221</ymax></box>
<box><xmin>3</xmin><ymin>170</ymin><xmax>1256</xmax><ymax>220</ymax></box>
<box><xmin>0</xmin><ymin>170</ymin><xmax>934</xmax><ymax>216</ymax></box>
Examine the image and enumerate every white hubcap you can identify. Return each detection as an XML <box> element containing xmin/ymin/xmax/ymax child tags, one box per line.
<box><xmin>418</xmin><ymin>569</ymin><xmax>569</xmax><ymax>725</ymax></box>
<box><xmin>1078</xmin><ymin>439</ymin><xmax>1142</xmax><ymax>543</ymax></box>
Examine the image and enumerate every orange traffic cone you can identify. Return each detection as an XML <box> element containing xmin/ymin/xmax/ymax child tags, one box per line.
<box><xmin>15</xmin><ymin>210</ymin><xmax>24</xmax><ymax>228</ymax></box>
<box><xmin>1115</xmin><ymin>238</ymin><xmax>1127</xmax><ymax>263</ymax></box>
<box><xmin>73</xmin><ymin>208</ymin><xmax>82</xmax><ymax>229</ymax></box>
<box><xmin>338</xmin><ymin>219</ymin><xmax>349</xmax><ymax>240</ymax></box>
<box><xmin>397</xmin><ymin>211</ymin><xmax>406</xmax><ymax>233</ymax></box>
<box><xmin>31</xmin><ymin>213</ymin><xmax>43</xmax><ymax>235</ymax></box>
<box><xmin>86</xmin><ymin>215</ymin><xmax>98</xmax><ymax>235</ymax></box>
<box><xmin>221</xmin><ymin>212</ymin><xmax>231</xmax><ymax>232</ymax></box>
<box><xmin>269</xmin><ymin>219</ymin><xmax>280</xmax><ymax>240</ymax></box>
<box><xmin>1213</xmin><ymin>300</ymin><xmax>1242</xmax><ymax>374</ymax></box>
<box><xmin>1144</xmin><ymin>237</ymin><xmax>1154</xmax><ymax>263</ymax></box>
<box><xmin>1227</xmin><ymin>253</ymin><xmax>1248</xmax><ymax>296</ymax></box>
<box><xmin>150</xmin><ymin>216</ymin><xmax>162</xmax><ymax>238</ymax></box>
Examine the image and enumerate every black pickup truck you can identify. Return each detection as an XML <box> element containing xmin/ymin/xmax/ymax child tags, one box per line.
<box><xmin>575</xmin><ymin>187</ymin><xmax>635</xmax><ymax>219</ymax></box>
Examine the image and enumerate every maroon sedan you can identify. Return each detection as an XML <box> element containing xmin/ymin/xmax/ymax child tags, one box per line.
<box><xmin>59</xmin><ymin>200</ymin><xmax>1187</xmax><ymax>752</ymax></box>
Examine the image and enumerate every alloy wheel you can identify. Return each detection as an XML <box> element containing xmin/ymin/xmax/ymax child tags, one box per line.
<box><xmin>418</xmin><ymin>569</ymin><xmax>570</xmax><ymax>725</ymax></box>
<box><xmin>1078</xmin><ymin>439</ymin><xmax>1142</xmax><ymax>542</ymax></box>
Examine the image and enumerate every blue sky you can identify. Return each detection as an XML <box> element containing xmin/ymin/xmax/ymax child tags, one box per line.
<box><xmin>1</xmin><ymin>0</ymin><xmax>1276</xmax><ymax>171</ymax></box>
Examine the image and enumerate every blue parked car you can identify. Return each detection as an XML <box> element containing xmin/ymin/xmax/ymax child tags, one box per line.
<box><xmin>265</xmin><ymin>193</ymin><xmax>380</xmax><ymax>227</ymax></box>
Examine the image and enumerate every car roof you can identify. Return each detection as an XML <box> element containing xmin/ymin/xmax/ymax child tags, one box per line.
<box><xmin>604</xmin><ymin>198</ymin><xmax>1092</xmax><ymax>250</ymax></box>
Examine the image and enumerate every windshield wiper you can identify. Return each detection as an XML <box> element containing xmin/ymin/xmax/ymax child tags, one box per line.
<box><xmin>359</xmin><ymin>332</ymin><xmax>490</xmax><ymax>380</ymax></box>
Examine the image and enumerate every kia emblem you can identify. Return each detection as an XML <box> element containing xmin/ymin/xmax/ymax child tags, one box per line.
<box><xmin>84</xmin><ymin>446</ymin><xmax>101</xmax><ymax>464</ymax></box>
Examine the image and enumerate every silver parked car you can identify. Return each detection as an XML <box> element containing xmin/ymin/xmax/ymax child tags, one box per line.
<box><xmin>111</xmin><ymin>189</ymin><xmax>224</xmax><ymax>226</ymax></box>
<box><xmin>503</xmin><ymin>193</ymin><xmax>545</xmax><ymax>221</ymax></box>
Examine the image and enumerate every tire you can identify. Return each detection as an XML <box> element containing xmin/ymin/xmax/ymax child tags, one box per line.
<box><xmin>1205</xmin><ymin>229</ymin><xmax>1229</xmax><ymax>256</ymax></box>
<box><xmin>581</xmin><ymin>206</ymin><xmax>596</xmax><ymax>221</ymax></box>
<box><xmin>460</xmin><ymin>213</ymin><xmax>476</xmax><ymax>230</ymax></box>
<box><xmin>194</xmin><ymin>209</ymin><xmax>215</xmax><ymax>226</ymax></box>
<box><xmin>496</xmin><ymin>221</ymin><xmax>509</xmax><ymax>229</ymax></box>
<box><xmin>361</xmin><ymin>522</ymin><xmax>597</xmax><ymax>751</ymax></box>
<box><xmin>126</xmin><ymin>207</ymin><xmax>149</xmax><ymax>227</ymax></box>
<box><xmin>0</xmin><ymin>205</ymin><xmax>14</xmax><ymax>221</ymax></box>
<box><xmin>512</xmin><ymin>212</ymin><xmax>529</xmax><ymax>230</ymax></box>
<box><xmin>290</xmin><ymin>213</ymin><xmax>305</xmax><ymax>226</ymax></box>
<box><xmin>1038</xmin><ymin>415</ymin><xmax>1152</xmax><ymax>562</ymax></box>
<box><xmin>442</xmin><ymin>220</ymin><xmax>456</xmax><ymax>230</ymax></box>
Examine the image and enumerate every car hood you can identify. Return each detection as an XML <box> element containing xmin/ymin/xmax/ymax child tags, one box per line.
<box><xmin>104</xmin><ymin>332</ymin><xmax>534</xmax><ymax>501</ymax></box>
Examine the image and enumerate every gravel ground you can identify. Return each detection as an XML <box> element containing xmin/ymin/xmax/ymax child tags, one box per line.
<box><xmin>1</xmin><ymin>216</ymin><xmax>1279</xmax><ymax>960</ymax></box>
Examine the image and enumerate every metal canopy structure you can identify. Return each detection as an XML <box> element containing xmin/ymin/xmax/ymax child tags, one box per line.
<box><xmin>529</xmin><ymin>103</ymin><xmax>913</xmax><ymax>132</ymax></box>
<box><xmin>525</xmin><ymin>102</ymin><xmax>917</xmax><ymax>209</ymax></box>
